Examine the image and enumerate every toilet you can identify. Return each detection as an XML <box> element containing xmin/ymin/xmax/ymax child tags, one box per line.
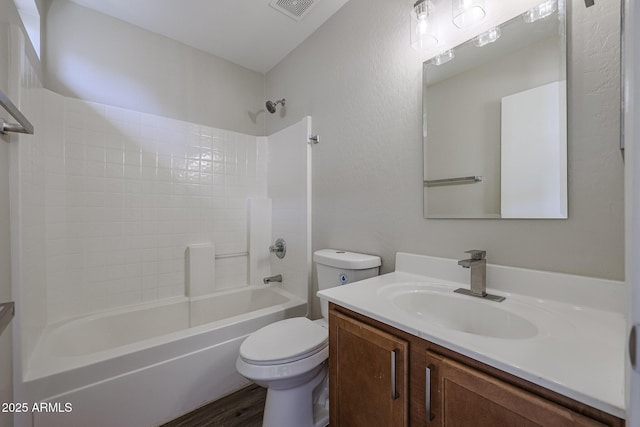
<box><xmin>236</xmin><ymin>249</ymin><xmax>381</xmax><ymax>427</ymax></box>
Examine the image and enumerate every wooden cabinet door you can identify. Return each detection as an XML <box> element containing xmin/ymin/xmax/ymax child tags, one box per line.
<box><xmin>329</xmin><ymin>309</ymin><xmax>409</xmax><ymax>427</ymax></box>
<box><xmin>425</xmin><ymin>351</ymin><xmax>606</xmax><ymax>427</ymax></box>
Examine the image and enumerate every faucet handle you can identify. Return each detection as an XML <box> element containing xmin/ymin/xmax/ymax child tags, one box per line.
<box><xmin>465</xmin><ymin>249</ymin><xmax>486</xmax><ymax>260</ymax></box>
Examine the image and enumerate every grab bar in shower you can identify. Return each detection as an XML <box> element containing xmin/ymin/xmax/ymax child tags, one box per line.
<box><xmin>215</xmin><ymin>252</ymin><xmax>249</xmax><ymax>260</ymax></box>
<box><xmin>424</xmin><ymin>176</ymin><xmax>482</xmax><ymax>187</ymax></box>
<box><xmin>0</xmin><ymin>301</ymin><xmax>15</xmax><ymax>336</ymax></box>
<box><xmin>0</xmin><ymin>90</ymin><xmax>34</xmax><ymax>135</ymax></box>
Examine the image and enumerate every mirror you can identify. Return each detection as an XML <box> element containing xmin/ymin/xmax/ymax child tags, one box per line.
<box><xmin>423</xmin><ymin>3</ymin><xmax>567</xmax><ymax>219</ymax></box>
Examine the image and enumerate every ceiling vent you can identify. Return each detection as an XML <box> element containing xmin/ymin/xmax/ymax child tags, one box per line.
<box><xmin>269</xmin><ymin>0</ymin><xmax>319</xmax><ymax>22</ymax></box>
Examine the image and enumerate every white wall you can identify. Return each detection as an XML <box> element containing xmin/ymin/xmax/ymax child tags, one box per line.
<box><xmin>6</xmin><ymin>0</ymin><xmax>276</xmax><ymax>330</ymax></box>
<box><xmin>0</xmin><ymin>4</ymin><xmax>14</xmax><ymax>423</ymax></box>
<box><xmin>266</xmin><ymin>0</ymin><xmax>624</xmax><ymax>291</ymax></box>
<box><xmin>40</xmin><ymin>91</ymin><xmax>267</xmax><ymax>322</ymax></box>
<box><xmin>1</xmin><ymin>0</ymin><xmax>43</xmax><ymax>371</ymax></box>
<box><xmin>0</xmin><ymin>1</ymin><xmax>45</xmax><ymax>424</ymax></box>
<box><xmin>0</xmin><ymin>115</ymin><xmax>12</xmax><ymax>427</ymax></box>
<box><xmin>11</xmin><ymin>68</ymin><xmax>46</xmax><ymax>415</ymax></box>
<box><xmin>0</xmin><ymin>146</ymin><xmax>11</xmax><ymax>427</ymax></box>
<box><xmin>0</xmin><ymin>9</ymin><xmax>14</xmax><ymax>426</ymax></box>
<box><xmin>624</xmin><ymin>0</ymin><xmax>640</xmax><ymax>424</ymax></box>
<box><xmin>43</xmin><ymin>0</ymin><xmax>266</xmax><ymax>136</ymax></box>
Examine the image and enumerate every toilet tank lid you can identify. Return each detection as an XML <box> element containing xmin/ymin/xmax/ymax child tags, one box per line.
<box><xmin>313</xmin><ymin>249</ymin><xmax>381</xmax><ymax>269</ymax></box>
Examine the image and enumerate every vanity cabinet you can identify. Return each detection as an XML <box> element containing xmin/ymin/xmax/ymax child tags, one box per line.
<box><xmin>328</xmin><ymin>303</ymin><xmax>625</xmax><ymax>427</ymax></box>
<box><xmin>329</xmin><ymin>310</ymin><xmax>409</xmax><ymax>427</ymax></box>
<box><xmin>425</xmin><ymin>351</ymin><xmax>605</xmax><ymax>427</ymax></box>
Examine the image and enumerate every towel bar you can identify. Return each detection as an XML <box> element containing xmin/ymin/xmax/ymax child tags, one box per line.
<box><xmin>424</xmin><ymin>176</ymin><xmax>482</xmax><ymax>187</ymax></box>
<box><xmin>0</xmin><ymin>301</ymin><xmax>15</xmax><ymax>336</ymax></box>
<box><xmin>0</xmin><ymin>90</ymin><xmax>34</xmax><ymax>135</ymax></box>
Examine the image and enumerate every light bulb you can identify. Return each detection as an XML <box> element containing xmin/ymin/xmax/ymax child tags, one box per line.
<box><xmin>523</xmin><ymin>0</ymin><xmax>557</xmax><ymax>23</ymax></box>
<box><xmin>411</xmin><ymin>0</ymin><xmax>438</xmax><ymax>50</ymax></box>
<box><xmin>416</xmin><ymin>17</ymin><xmax>428</xmax><ymax>37</ymax></box>
<box><xmin>474</xmin><ymin>26</ymin><xmax>501</xmax><ymax>47</ymax></box>
<box><xmin>431</xmin><ymin>50</ymin><xmax>455</xmax><ymax>66</ymax></box>
<box><xmin>452</xmin><ymin>0</ymin><xmax>486</xmax><ymax>28</ymax></box>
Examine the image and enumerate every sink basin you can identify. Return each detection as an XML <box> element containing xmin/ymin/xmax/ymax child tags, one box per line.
<box><xmin>380</xmin><ymin>285</ymin><xmax>538</xmax><ymax>339</ymax></box>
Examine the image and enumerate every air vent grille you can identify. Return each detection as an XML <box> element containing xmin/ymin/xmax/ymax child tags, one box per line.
<box><xmin>269</xmin><ymin>0</ymin><xmax>318</xmax><ymax>22</ymax></box>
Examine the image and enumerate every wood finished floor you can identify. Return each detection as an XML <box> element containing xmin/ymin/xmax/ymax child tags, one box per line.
<box><xmin>161</xmin><ymin>384</ymin><xmax>266</xmax><ymax>427</ymax></box>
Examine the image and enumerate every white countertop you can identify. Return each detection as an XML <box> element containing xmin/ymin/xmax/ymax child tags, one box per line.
<box><xmin>317</xmin><ymin>253</ymin><xmax>627</xmax><ymax>418</ymax></box>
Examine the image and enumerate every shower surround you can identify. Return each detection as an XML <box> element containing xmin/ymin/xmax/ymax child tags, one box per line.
<box><xmin>11</xmin><ymin>84</ymin><xmax>313</xmax><ymax>426</ymax></box>
<box><xmin>41</xmin><ymin>90</ymin><xmax>267</xmax><ymax>321</ymax></box>
<box><xmin>2</xmin><ymin>2</ymin><xmax>316</xmax><ymax>425</ymax></box>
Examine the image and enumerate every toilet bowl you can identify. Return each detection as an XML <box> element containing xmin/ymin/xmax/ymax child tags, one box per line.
<box><xmin>236</xmin><ymin>317</ymin><xmax>329</xmax><ymax>427</ymax></box>
<box><xmin>235</xmin><ymin>249</ymin><xmax>381</xmax><ymax>427</ymax></box>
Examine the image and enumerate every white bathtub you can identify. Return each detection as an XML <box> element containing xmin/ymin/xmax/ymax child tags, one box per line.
<box><xmin>22</xmin><ymin>286</ymin><xmax>306</xmax><ymax>427</ymax></box>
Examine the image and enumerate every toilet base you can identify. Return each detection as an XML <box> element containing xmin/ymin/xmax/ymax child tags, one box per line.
<box><xmin>262</xmin><ymin>363</ymin><xmax>329</xmax><ymax>427</ymax></box>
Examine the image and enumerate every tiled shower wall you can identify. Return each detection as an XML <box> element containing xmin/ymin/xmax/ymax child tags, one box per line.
<box><xmin>42</xmin><ymin>90</ymin><xmax>267</xmax><ymax>322</ymax></box>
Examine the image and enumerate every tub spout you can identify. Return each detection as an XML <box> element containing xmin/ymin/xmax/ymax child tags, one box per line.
<box><xmin>263</xmin><ymin>274</ymin><xmax>283</xmax><ymax>285</ymax></box>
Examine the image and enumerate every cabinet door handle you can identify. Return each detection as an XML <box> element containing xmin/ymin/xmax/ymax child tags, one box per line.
<box><xmin>391</xmin><ymin>349</ymin><xmax>399</xmax><ymax>400</ymax></box>
<box><xmin>631</xmin><ymin>324</ymin><xmax>639</xmax><ymax>373</ymax></box>
<box><xmin>426</xmin><ymin>364</ymin><xmax>435</xmax><ymax>421</ymax></box>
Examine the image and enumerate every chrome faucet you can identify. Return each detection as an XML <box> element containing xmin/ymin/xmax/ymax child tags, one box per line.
<box><xmin>457</xmin><ymin>250</ymin><xmax>487</xmax><ymax>296</ymax></box>
<box><xmin>263</xmin><ymin>274</ymin><xmax>283</xmax><ymax>285</ymax></box>
<box><xmin>454</xmin><ymin>250</ymin><xmax>505</xmax><ymax>302</ymax></box>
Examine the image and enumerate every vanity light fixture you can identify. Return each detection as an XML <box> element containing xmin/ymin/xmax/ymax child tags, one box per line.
<box><xmin>523</xmin><ymin>0</ymin><xmax>557</xmax><ymax>23</ymax></box>
<box><xmin>411</xmin><ymin>0</ymin><xmax>438</xmax><ymax>50</ymax></box>
<box><xmin>452</xmin><ymin>0</ymin><xmax>486</xmax><ymax>28</ymax></box>
<box><xmin>473</xmin><ymin>26</ymin><xmax>501</xmax><ymax>47</ymax></box>
<box><xmin>431</xmin><ymin>49</ymin><xmax>455</xmax><ymax>65</ymax></box>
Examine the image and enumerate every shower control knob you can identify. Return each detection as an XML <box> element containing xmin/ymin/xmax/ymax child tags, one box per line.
<box><xmin>269</xmin><ymin>238</ymin><xmax>286</xmax><ymax>259</ymax></box>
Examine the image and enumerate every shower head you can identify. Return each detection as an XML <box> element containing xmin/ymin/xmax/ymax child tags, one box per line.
<box><xmin>266</xmin><ymin>98</ymin><xmax>285</xmax><ymax>114</ymax></box>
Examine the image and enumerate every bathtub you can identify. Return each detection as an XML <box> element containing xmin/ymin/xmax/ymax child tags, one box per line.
<box><xmin>21</xmin><ymin>285</ymin><xmax>306</xmax><ymax>427</ymax></box>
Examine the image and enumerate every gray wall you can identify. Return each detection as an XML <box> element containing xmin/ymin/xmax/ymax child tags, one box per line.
<box><xmin>0</xmin><ymin>106</ymin><xmax>11</xmax><ymax>427</ymax></box>
<box><xmin>0</xmin><ymin>2</ymin><xmax>19</xmax><ymax>424</ymax></box>
<box><xmin>0</xmin><ymin>56</ymin><xmax>13</xmax><ymax>427</ymax></box>
<box><xmin>43</xmin><ymin>0</ymin><xmax>266</xmax><ymax>136</ymax></box>
<box><xmin>425</xmin><ymin>36</ymin><xmax>560</xmax><ymax>218</ymax></box>
<box><xmin>266</xmin><ymin>0</ymin><xmax>624</xmax><ymax>305</ymax></box>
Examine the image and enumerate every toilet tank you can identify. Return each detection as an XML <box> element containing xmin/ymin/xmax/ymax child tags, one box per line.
<box><xmin>314</xmin><ymin>249</ymin><xmax>381</xmax><ymax>320</ymax></box>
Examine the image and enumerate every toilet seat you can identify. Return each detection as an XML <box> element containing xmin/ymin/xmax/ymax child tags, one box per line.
<box><xmin>240</xmin><ymin>317</ymin><xmax>328</xmax><ymax>366</ymax></box>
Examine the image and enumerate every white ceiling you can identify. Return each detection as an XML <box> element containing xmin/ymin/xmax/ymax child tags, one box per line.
<box><xmin>67</xmin><ymin>0</ymin><xmax>350</xmax><ymax>74</ymax></box>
